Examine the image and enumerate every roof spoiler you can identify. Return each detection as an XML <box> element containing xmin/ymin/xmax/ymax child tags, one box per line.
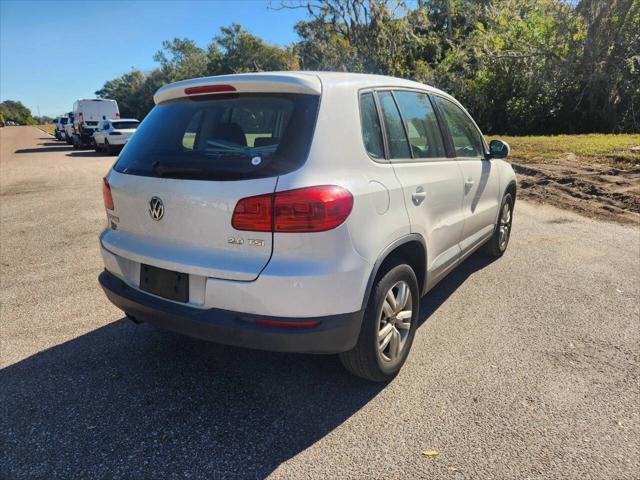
<box><xmin>153</xmin><ymin>73</ymin><xmax>322</xmax><ymax>104</ymax></box>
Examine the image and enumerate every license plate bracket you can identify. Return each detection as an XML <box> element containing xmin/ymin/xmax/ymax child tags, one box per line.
<box><xmin>140</xmin><ymin>264</ymin><xmax>189</xmax><ymax>303</ymax></box>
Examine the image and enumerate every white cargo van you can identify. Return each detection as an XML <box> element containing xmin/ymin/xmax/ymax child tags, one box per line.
<box><xmin>72</xmin><ymin>99</ymin><xmax>119</xmax><ymax>149</ymax></box>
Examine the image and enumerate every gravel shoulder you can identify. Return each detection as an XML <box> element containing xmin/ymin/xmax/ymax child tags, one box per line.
<box><xmin>1</xmin><ymin>126</ymin><xmax>639</xmax><ymax>479</ymax></box>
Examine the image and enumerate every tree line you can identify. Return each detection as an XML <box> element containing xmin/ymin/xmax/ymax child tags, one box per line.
<box><xmin>0</xmin><ymin>100</ymin><xmax>42</xmax><ymax>125</ymax></box>
<box><xmin>95</xmin><ymin>0</ymin><xmax>639</xmax><ymax>134</ymax></box>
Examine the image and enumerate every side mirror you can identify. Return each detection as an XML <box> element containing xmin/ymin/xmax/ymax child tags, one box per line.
<box><xmin>488</xmin><ymin>139</ymin><xmax>510</xmax><ymax>159</ymax></box>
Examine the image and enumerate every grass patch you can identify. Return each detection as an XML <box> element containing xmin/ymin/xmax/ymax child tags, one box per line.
<box><xmin>37</xmin><ymin>124</ymin><xmax>55</xmax><ymax>136</ymax></box>
<box><xmin>489</xmin><ymin>134</ymin><xmax>640</xmax><ymax>167</ymax></box>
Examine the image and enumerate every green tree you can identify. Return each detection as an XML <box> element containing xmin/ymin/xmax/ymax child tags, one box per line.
<box><xmin>212</xmin><ymin>23</ymin><xmax>298</xmax><ymax>74</ymax></box>
<box><xmin>153</xmin><ymin>38</ymin><xmax>209</xmax><ymax>82</ymax></box>
<box><xmin>0</xmin><ymin>100</ymin><xmax>36</xmax><ymax>125</ymax></box>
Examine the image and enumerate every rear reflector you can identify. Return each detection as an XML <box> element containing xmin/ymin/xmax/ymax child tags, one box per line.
<box><xmin>255</xmin><ymin>319</ymin><xmax>321</xmax><ymax>328</ymax></box>
<box><xmin>232</xmin><ymin>185</ymin><xmax>353</xmax><ymax>233</ymax></box>
<box><xmin>184</xmin><ymin>84</ymin><xmax>236</xmax><ymax>95</ymax></box>
<box><xmin>102</xmin><ymin>176</ymin><xmax>114</xmax><ymax>210</ymax></box>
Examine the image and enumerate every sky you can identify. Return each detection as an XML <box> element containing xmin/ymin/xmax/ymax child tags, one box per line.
<box><xmin>0</xmin><ymin>0</ymin><xmax>307</xmax><ymax>117</ymax></box>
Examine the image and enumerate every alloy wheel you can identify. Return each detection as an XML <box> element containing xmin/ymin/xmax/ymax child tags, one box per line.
<box><xmin>377</xmin><ymin>281</ymin><xmax>413</xmax><ymax>363</ymax></box>
<box><xmin>499</xmin><ymin>202</ymin><xmax>512</xmax><ymax>250</ymax></box>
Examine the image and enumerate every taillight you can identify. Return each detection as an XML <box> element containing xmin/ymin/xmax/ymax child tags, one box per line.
<box><xmin>102</xmin><ymin>176</ymin><xmax>114</xmax><ymax>210</ymax></box>
<box><xmin>231</xmin><ymin>193</ymin><xmax>272</xmax><ymax>232</ymax></box>
<box><xmin>231</xmin><ymin>185</ymin><xmax>353</xmax><ymax>233</ymax></box>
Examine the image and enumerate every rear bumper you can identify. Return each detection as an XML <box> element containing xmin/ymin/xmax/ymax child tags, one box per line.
<box><xmin>99</xmin><ymin>270</ymin><xmax>363</xmax><ymax>354</ymax></box>
<box><xmin>107</xmin><ymin>136</ymin><xmax>129</xmax><ymax>145</ymax></box>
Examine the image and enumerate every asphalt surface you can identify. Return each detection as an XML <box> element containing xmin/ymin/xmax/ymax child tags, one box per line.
<box><xmin>1</xmin><ymin>126</ymin><xmax>639</xmax><ymax>479</ymax></box>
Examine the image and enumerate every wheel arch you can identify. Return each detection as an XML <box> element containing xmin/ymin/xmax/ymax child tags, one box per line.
<box><xmin>361</xmin><ymin>234</ymin><xmax>428</xmax><ymax>310</ymax></box>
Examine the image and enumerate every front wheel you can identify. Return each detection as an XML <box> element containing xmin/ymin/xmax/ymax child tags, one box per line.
<box><xmin>483</xmin><ymin>193</ymin><xmax>514</xmax><ymax>257</ymax></box>
<box><xmin>340</xmin><ymin>262</ymin><xmax>419</xmax><ymax>382</ymax></box>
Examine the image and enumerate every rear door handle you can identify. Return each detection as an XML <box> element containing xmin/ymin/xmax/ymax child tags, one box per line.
<box><xmin>412</xmin><ymin>187</ymin><xmax>426</xmax><ymax>206</ymax></box>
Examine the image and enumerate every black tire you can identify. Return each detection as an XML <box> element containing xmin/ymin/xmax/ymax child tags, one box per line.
<box><xmin>65</xmin><ymin>134</ymin><xmax>72</xmax><ymax>145</ymax></box>
<box><xmin>340</xmin><ymin>262</ymin><xmax>419</xmax><ymax>382</ymax></box>
<box><xmin>483</xmin><ymin>193</ymin><xmax>514</xmax><ymax>257</ymax></box>
<box><xmin>105</xmin><ymin>140</ymin><xmax>113</xmax><ymax>155</ymax></box>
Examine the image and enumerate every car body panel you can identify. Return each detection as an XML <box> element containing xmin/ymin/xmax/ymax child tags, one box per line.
<box><xmin>98</xmin><ymin>71</ymin><xmax>517</xmax><ymax>353</ymax></box>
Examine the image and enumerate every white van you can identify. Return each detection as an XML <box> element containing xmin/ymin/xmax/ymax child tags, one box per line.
<box><xmin>72</xmin><ymin>99</ymin><xmax>119</xmax><ymax>148</ymax></box>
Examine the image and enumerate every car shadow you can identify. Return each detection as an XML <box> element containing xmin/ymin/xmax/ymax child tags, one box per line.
<box><xmin>418</xmin><ymin>250</ymin><xmax>496</xmax><ymax>327</ymax></box>
<box><xmin>1</xmin><ymin>320</ymin><xmax>386</xmax><ymax>478</ymax></box>
<box><xmin>14</xmin><ymin>144</ymin><xmax>75</xmax><ymax>153</ymax></box>
<box><xmin>66</xmin><ymin>151</ymin><xmax>110</xmax><ymax>158</ymax></box>
<box><xmin>2</xmin><ymin>250</ymin><xmax>496</xmax><ymax>478</ymax></box>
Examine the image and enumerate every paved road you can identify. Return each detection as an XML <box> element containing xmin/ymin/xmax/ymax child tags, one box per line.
<box><xmin>1</xmin><ymin>126</ymin><xmax>638</xmax><ymax>479</ymax></box>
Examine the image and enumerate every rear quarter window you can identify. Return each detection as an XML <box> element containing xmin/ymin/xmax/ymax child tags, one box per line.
<box><xmin>359</xmin><ymin>92</ymin><xmax>385</xmax><ymax>159</ymax></box>
<box><xmin>115</xmin><ymin>93</ymin><xmax>319</xmax><ymax>181</ymax></box>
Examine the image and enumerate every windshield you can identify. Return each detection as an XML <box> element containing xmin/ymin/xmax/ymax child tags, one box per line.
<box><xmin>112</xmin><ymin>121</ymin><xmax>139</xmax><ymax>130</ymax></box>
<box><xmin>114</xmin><ymin>93</ymin><xmax>319</xmax><ymax>181</ymax></box>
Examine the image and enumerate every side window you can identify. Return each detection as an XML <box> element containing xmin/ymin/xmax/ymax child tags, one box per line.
<box><xmin>393</xmin><ymin>91</ymin><xmax>445</xmax><ymax>158</ymax></box>
<box><xmin>435</xmin><ymin>97</ymin><xmax>484</xmax><ymax>157</ymax></box>
<box><xmin>378</xmin><ymin>91</ymin><xmax>411</xmax><ymax>159</ymax></box>
<box><xmin>359</xmin><ymin>92</ymin><xmax>384</xmax><ymax>159</ymax></box>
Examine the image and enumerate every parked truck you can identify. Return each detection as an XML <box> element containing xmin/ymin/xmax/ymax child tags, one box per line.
<box><xmin>71</xmin><ymin>99</ymin><xmax>119</xmax><ymax>149</ymax></box>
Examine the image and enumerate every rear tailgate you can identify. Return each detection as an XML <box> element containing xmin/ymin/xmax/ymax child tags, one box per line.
<box><xmin>102</xmin><ymin>171</ymin><xmax>276</xmax><ymax>281</ymax></box>
<box><xmin>101</xmin><ymin>81</ymin><xmax>320</xmax><ymax>282</ymax></box>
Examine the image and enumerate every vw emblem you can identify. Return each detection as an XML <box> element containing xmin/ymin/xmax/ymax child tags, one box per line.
<box><xmin>149</xmin><ymin>196</ymin><xmax>164</xmax><ymax>221</ymax></box>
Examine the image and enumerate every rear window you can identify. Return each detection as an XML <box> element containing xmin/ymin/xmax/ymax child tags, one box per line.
<box><xmin>114</xmin><ymin>93</ymin><xmax>320</xmax><ymax>181</ymax></box>
<box><xmin>85</xmin><ymin>121</ymin><xmax>98</xmax><ymax>126</ymax></box>
<box><xmin>112</xmin><ymin>121</ymin><xmax>139</xmax><ymax>129</ymax></box>
<box><xmin>60</xmin><ymin>118</ymin><xmax>68</xmax><ymax>124</ymax></box>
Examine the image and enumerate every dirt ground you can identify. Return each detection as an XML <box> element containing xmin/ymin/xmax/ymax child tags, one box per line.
<box><xmin>511</xmin><ymin>158</ymin><xmax>640</xmax><ymax>224</ymax></box>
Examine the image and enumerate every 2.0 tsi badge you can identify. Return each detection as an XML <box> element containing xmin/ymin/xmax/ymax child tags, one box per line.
<box><xmin>149</xmin><ymin>197</ymin><xmax>164</xmax><ymax>221</ymax></box>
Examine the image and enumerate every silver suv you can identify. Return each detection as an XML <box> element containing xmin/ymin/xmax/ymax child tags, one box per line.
<box><xmin>99</xmin><ymin>72</ymin><xmax>516</xmax><ymax>381</ymax></box>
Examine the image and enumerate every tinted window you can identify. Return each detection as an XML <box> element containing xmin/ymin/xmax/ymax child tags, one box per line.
<box><xmin>378</xmin><ymin>91</ymin><xmax>411</xmax><ymax>159</ymax></box>
<box><xmin>394</xmin><ymin>91</ymin><xmax>445</xmax><ymax>158</ymax></box>
<box><xmin>61</xmin><ymin>118</ymin><xmax>68</xmax><ymax>125</ymax></box>
<box><xmin>435</xmin><ymin>97</ymin><xmax>484</xmax><ymax>157</ymax></box>
<box><xmin>359</xmin><ymin>93</ymin><xmax>384</xmax><ymax>159</ymax></box>
<box><xmin>112</xmin><ymin>121</ymin><xmax>139</xmax><ymax>129</ymax></box>
<box><xmin>114</xmin><ymin>93</ymin><xmax>319</xmax><ymax>181</ymax></box>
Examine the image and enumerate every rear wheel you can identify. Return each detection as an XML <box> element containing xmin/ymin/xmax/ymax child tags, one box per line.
<box><xmin>340</xmin><ymin>262</ymin><xmax>419</xmax><ymax>382</ymax></box>
<box><xmin>105</xmin><ymin>140</ymin><xmax>113</xmax><ymax>155</ymax></box>
<box><xmin>483</xmin><ymin>193</ymin><xmax>514</xmax><ymax>257</ymax></box>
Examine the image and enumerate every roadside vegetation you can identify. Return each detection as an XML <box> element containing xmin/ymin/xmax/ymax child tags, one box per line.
<box><xmin>1</xmin><ymin>100</ymin><xmax>38</xmax><ymax>126</ymax></box>
<box><xmin>499</xmin><ymin>134</ymin><xmax>640</xmax><ymax>166</ymax></box>
<box><xmin>37</xmin><ymin>124</ymin><xmax>55</xmax><ymax>136</ymax></box>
